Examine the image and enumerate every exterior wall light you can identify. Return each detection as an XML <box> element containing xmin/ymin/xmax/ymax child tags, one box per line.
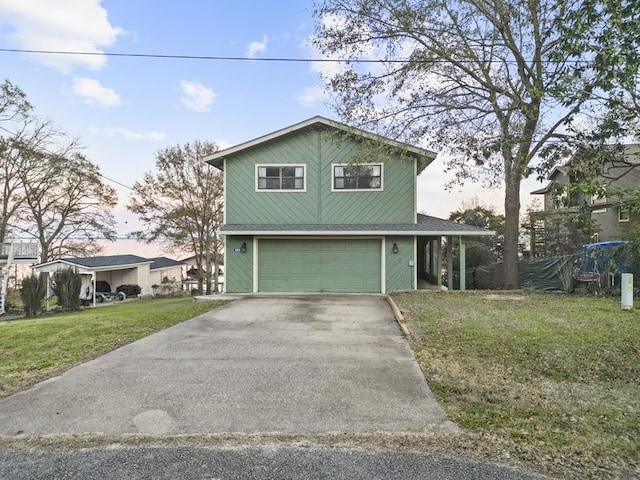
<box><xmin>392</xmin><ymin>242</ymin><xmax>399</xmax><ymax>254</ymax></box>
<box><xmin>240</xmin><ymin>242</ymin><xmax>247</xmax><ymax>253</ymax></box>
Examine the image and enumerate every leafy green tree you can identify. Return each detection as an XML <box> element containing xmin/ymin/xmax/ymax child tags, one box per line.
<box><xmin>448</xmin><ymin>199</ymin><xmax>505</xmax><ymax>267</ymax></box>
<box><xmin>540</xmin><ymin>0</ymin><xmax>640</xmax><ymax>204</ymax></box>
<box><xmin>311</xmin><ymin>0</ymin><xmax>629</xmax><ymax>288</ymax></box>
<box><xmin>127</xmin><ymin>141</ymin><xmax>224</xmax><ymax>294</ymax></box>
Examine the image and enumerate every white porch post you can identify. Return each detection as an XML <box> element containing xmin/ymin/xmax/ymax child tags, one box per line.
<box><xmin>459</xmin><ymin>236</ymin><xmax>466</xmax><ymax>291</ymax></box>
<box><xmin>46</xmin><ymin>272</ymin><xmax>50</xmax><ymax>311</ymax></box>
<box><xmin>447</xmin><ymin>236</ymin><xmax>454</xmax><ymax>291</ymax></box>
<box><xmin>434</xmin><ymin>239</ymin><xmax>442</xmax><ymax>286</ymax></box>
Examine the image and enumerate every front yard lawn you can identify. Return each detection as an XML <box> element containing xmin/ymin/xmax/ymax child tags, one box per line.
<box><xmin>392</xmin><ymin>291</ymin><xmax>640</xmax><ymax>480</ymax></box>
<box><xmin>0</xmin><ymin>297</ymin><xmax>226</xmax><ymax>399</ymax></box>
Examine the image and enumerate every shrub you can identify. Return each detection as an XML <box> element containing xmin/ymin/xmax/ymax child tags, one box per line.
<box><xmin>51</xmin><ymin>269</ymin><xmax>82</xmax><ymax>311</ymax></box>
<box><xmin>20</xmin><ymin>275</ymin><xmax>46</xmax><ymax>317</ymax></box>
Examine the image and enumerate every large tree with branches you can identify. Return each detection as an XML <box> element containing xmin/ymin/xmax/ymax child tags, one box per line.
<box><xmin>127</xmin><ymin>141</ymin><xmax>224</xmax><ymax>294</ymax></box>
<box><xmin>1</xmin><ymin>79</ymin><xmax>118</xmax><ymax>260</ymax></box>
<box><xmin>311</xmin><ymin>0</ymin><xmax>635</xmax><ymax>288</ymax></box>
<box><xmin>14</xmin><ymin>148</ymin><xmax>118</xmax><ymax>263</ymax></box>
<box><xmin>0</xmin><ymin>79</ymin><xmax>32</xmax><ymax>244</ymax></box>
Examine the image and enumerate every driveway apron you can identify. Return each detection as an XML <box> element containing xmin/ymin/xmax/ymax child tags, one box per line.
<box><xmin>0</xmin><ymin>296</ymin><xmax>452</xmax><ymax>435</ymax></box>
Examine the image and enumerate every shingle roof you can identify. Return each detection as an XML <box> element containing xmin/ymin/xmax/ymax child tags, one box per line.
<box><xmin>149</xmin><ymin>257</ymin><xmax>185</xmax><ymax>270</ymax></box>
<box><xmin>205</xmin><ymin>116</ymin><xmax>437</xmax><ymax>174</ymax></box>
<box><xmin>417</xmin><ymin>214</ymin><xmax>494</xmax><ymax>233</ymax></box>
<box><xmin>220</xmin><ymin>215</ymin><xmax>494</xmax><ymax>236</ymax></box>
<box><xmin>59</xmin><ymin>254</ymin><xmax>152</xmax><ymax>268</ymax></box>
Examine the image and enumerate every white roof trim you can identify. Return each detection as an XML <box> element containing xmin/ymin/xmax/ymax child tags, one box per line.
<box><xmin>220</xmin><ymin>229</ymin><xmax>495</xmax><ymax>237</ymax></box>
<box><xmin>32</xmin><ymin>259</ymin><xmax>152</xmax><ymax>273</ymax></box>
<box><xmin>205</xmin><ymin>116</ymin><xmax>437</xmax><ymax>168</ymax></box>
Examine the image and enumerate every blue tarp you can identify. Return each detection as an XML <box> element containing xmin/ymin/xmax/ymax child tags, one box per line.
<box><xmin>578</xmin><ymin>241</ymin><xmax>628</xmax><ymax>276</ymax></box>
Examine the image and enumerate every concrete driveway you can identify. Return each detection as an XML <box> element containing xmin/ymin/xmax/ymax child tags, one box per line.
<box><xmin>0</xmin><ymin>295</ymin><xmax>453</xmax><ymax>436</ymax></box>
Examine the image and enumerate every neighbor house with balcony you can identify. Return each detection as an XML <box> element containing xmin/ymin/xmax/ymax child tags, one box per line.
<box><xmin>529</xmin><ymin>144</ymin><xmax>640</xmax><ymax>257</ymax></box>
<box><xmin>0</xmin><ymin>240</ymin><xmax>39</xmax><ymax>315</ymax></box>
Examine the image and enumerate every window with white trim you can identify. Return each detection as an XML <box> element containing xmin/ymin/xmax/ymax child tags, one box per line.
<box><xmin>256</xmin><ymin>165</ymin><xmax>305</xmax><ymax>191</ymax></box>
<box><xmin>589</xmin><ymin>193</ymin><xmax>607</xmax><ymax>213</ymax></box>
<box><xmin>619</xmin><ymin>207</ymin><xmax>630</xmax><ymax>222</ymax></box>
<box><xmin>333</xmin><ymin>163</ymin><xmax>383</xmax><ymax>190</ymax></box>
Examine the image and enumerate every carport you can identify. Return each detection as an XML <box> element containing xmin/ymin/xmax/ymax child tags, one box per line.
<box><xmin>32</xmin><ymin>255</ymin><xmax>153</xmax><ymax>307</ymax></box>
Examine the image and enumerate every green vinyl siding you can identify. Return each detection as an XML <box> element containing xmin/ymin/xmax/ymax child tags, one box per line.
<box><xmin>385</xmin><ymin>236</ymin><xmax>415</xmax><ymax>292</ymax></box>
<box><xmin>225</xmin><ymin>128</ymin><xmax>416</xmax><ymax>225</ymax></box>
<box><xmin>224</xmin><ymin>236</ymin><xmax>253</xmax><ymax>293</ymax></box>
<box><xmin>258</xmin><ymin>239</ymin><xmax>381</xmax><ymax>293</ymax></box>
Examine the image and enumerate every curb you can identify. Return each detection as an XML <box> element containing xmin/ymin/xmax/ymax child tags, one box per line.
<box><xmin>386</xmin><ymin>294</ymin><xmax>411</xmax><ymax>337</ymax></box>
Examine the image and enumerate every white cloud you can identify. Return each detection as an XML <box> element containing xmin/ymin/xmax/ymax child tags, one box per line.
<box><xmin>179</xmin><ymin>80</ymin><xmax>217</xmax><ymax>112</ymax></box>
<box><xmin>295</xmin><ymin>86</ymin><xmax>328</xmax><ymax>108</ymax></box>
<box><xmin>213</xmin><ymin>138</ymin><xmax>232</xmax><ymax>150</ymax></box>
<box><xmin>0</xmin><ymin>0</ymin><xmax>124</xmax><ymax>73</ymax></box>
<box><xmin>72</xmin><ymin>77</ymin><xmax>121</xmax><ymax>107</ymax></box>
<box><xmin>102</xmin><ymin>128</ymin><xmax>165</xmax><ymax>141</ymax></box>
<box><xmin>246</xmin><ymin>35</ymin><xmax>268</xmax><ymax>59</ymax></box>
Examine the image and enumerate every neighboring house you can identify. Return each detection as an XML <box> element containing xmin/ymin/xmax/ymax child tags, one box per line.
<box><xmin>205</xmin><ymin>116</ymin><xmax>494</xmax><ymax>294</ymax></box>
<box><xmin>530</xmin><ymin>144</ymin><xmax>640</xmax><ymax>256</ymax></box>
<box><xmin>149</xmin><ymin>257</ymin><xmax>186</xmax><ymax>293</ymax></box>
<box><xmin>182</xmin><ymin>254</ymin><xmax>224</xmax><ymax>292</ymax></box>
<box><xmin>0</xmin><ymin>240</ymin><xmax>39</xmax><ymax>315</ymax></box>
<box><xmin>32</xmin><ymin>255</ymin><xmax>182</xmax><ymax>305</ymax></box>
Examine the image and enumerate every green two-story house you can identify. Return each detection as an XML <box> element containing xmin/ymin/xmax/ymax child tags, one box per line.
<box><xmin>206</xmin><ymin>116</ymin><xmax>493</xmax><ymax>294</ymax></box>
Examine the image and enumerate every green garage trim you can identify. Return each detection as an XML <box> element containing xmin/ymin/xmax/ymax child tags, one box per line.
<box><xmin>257</xmin><ymin>238</ymin><xmax>382</xmax><ymax>293</ymax></box>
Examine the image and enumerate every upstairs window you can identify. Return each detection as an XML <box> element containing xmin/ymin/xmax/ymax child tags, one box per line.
<box><xmin>619</xmin><ymin>207</ymin><xmax>630</xmax><ymax>222</ymax></box>
<box><xmin>256</xmin><ymin>165</ymin><xmax>305</xmax><ymax>191</ymax></box>
<box><xmin>589</xmin><ymin>193</ymin><xmax>607</xmax><ymax>213</ymax></box>
<box><xmin>333</xmin><ymin>163</ymin><xmax>383</xmax><ymax>191</ymax></box>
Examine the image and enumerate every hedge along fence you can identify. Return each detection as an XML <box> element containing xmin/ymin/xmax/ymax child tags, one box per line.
<box><xmin>460</xmin><ymin>255</ymin><xmax>578</xmax><ymax>292</ymax></box>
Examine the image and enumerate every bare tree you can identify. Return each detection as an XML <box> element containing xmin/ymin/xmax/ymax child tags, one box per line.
<box><xmin>127</xmin><ymin>141</ymin><xmax>224</xmax><ymax>294</ymax></box>
<box><xmin>310</xmin><ymin>0</ymin><xmax>621</xmax><ymax>288</ymax></box>
<box><xmin>14</xmin><ymin>148</ymin><xmax>118</xmax><ymax>262</ymax></box>
<box><xmin>1</xmin><ymin>79</ymin><xmax>118</xmax><ymax>262</ymax></box>
<box><xmin>0</xmin><ymin>79</ymin><xmax>32</xmax><ymax>243</ymax></box>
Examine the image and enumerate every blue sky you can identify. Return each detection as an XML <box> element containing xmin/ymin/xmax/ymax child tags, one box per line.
<box><xmin>0</xmin><ymin>0</ymin><xmax>542</xmax><ymax>239</ymax></box>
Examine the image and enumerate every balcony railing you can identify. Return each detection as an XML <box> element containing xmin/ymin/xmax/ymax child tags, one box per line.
<box><xmin>0</xmin><ymin>242</ymin><xmax>39</xmax><ymax>260</ymax></box>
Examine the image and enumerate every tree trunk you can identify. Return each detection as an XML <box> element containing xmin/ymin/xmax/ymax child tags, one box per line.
<box><xmin>194</xmin><ymin>255</ymin><xmax>204</xmax><ymax>295</ymax></box>
<box><xmin>205</xmin><ymin>248</ymin><xmax>211</xmax><ymax>295</ymax></box>
<box><xmin>502</xmin><ymin>173</ymin><xmax>521</xmax><ymax>289</ymax></box>
<box><xmin>213</xmin><ymin>255</ymin><xmax>219</xmax><ymax>293</ymax></box>
<box><xmin>213</xmin><ymin>237</ymin><xmax>220</xmax><ymax>294</ymax></box>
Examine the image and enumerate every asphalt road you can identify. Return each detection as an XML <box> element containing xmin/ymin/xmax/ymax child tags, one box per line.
<box><xmin>0</xmin><ymin>445</ymin><xmax>550</xmax><ymax>480</ymax></box>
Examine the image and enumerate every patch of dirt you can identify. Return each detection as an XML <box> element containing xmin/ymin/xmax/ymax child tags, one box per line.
<box><xmin>483</xmin><ymin>294</ymin><xmax>526</xmax><ymax>300</ymax></box>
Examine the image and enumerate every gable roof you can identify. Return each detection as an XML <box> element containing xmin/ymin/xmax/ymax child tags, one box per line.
<box><xmin>149</xmin><ymin>257</ymin><xmax>185</xmax><ymax>270</ymax></box>
<box><xmin>33</xmin><ymin>254</ymin><xmax>154</xmax><ymax>273</ymax></box>
<box><xmin>205</xmin><ymin>116</ymin><xmax>437</xmax><ymax>174</ymax></box>
<box><xmin>531</xmin><ymin>144</ymin><xmax>640</xmax><ymax>195</ymax></box>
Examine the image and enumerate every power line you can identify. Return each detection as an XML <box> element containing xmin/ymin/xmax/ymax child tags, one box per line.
<box><xmin>0</xmin><ymin>47</ymin><xmax>596</xmax><ymax>65</ymax></box>
<box><xmin>0</xmin><ymin>47</ymin><xmax>379</xmax><ymax>63</ymax></box>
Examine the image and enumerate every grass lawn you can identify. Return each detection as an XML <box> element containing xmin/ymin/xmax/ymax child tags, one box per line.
<box><xmin>0</xmin><ymin>297</ymin><xmax>226</xmax><ymax>399</ymax></box>
<box><xmin>392</xmin><ymin>291</ymin><xmax>640</xmax><ymax>480</ymax></box>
